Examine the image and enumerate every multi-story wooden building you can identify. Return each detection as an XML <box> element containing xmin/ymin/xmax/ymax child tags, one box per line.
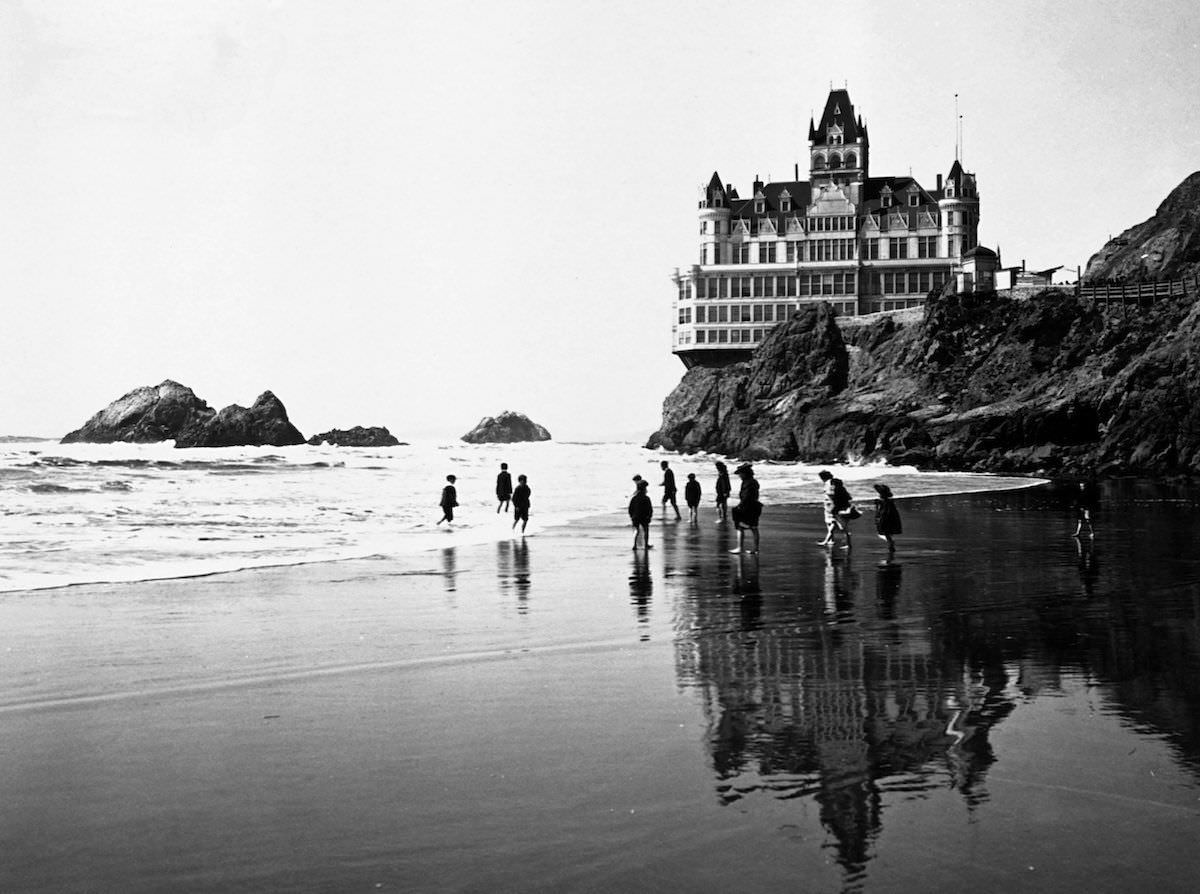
<box><xmin>672</xmin><ymin>88</ymin><xmax>980</xmax><ymax>367</ymax></box>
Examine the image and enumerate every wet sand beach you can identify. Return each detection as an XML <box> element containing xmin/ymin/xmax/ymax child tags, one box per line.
<box><xmin>4</xmin><ymin>481</ymin><xmax>1200</xmax><ymax>892</ymax></box>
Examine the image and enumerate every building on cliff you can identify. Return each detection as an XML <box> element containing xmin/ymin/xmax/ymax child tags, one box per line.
<box><xmin>672</xmin><ymin>87</ymin><xmax>983</xmax><ymax>368</ymax></box>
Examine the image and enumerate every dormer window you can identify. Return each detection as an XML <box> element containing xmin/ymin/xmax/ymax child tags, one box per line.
<box><xmin>781</xmin><ymin>198</ymin><xmax>791</xmax><ymax>213</ymax></box>
<box><xmin>946</xmin><ymin>183</ymin><xmax>955</xmax><ymax>197</ymax></box>
<box><xmin>754</xmin><ymin>199</ymin><xmax>765</xmax><ymax>214</ymax></box>
<box><xmin>881</xmin><ymin>189</ymin><xmax>892</xmax><ymax>208</ymax></box>
<box><xmin>908</xmin><ymin>193</ymin><xmax>919</xmax><ymax>207</ymax></box>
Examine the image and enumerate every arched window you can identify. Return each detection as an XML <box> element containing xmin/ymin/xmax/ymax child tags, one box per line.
<box><xmin>813</xmin><ymin>154</ymin><xmax>827</xmax><ymax>170</ymax></box>
<box><xmin>829</xmin><ymin>153</ymin><xmax>842</xmax><ymax>169</ymax></box>
<box><xmin>844</xmin><ymin>151</ymin><xmax>857</xmax><ymax>168</ymax></box>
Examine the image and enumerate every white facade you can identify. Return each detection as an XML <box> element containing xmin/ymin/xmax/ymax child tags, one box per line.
<box><xmin>673</xmin><ymin>89</ymin><xmax>981</xmax><ymax>368</ymax></box>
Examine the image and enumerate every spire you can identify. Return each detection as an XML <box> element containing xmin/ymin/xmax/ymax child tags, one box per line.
<box><xmin>814</xmin><ymin>88</ymin><xmax>861</xmax><ymax>143</ymax></box>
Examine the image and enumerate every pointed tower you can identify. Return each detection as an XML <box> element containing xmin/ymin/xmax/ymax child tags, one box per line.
<box><xmin>698</xmin><ymin>171</ymin><xmax>731</xmax><ymax>266</ymax></box>
<box><xmin>809</xmin><ymin>89</ymin><xmax>868</xmax><ymax>203</ymax></box>
<box><xmin>938</xmin><ymin>159</ymin><xmax>981</xmax><ymax>259</ymax></box>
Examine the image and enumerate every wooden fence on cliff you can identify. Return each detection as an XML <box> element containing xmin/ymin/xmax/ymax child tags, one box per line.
<box><xmin>1077</xmin><ymin>270</ymin><xmax>1200</xmax><ymax>309</ymax></box>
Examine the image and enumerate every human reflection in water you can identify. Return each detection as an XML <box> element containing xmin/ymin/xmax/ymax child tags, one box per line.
<box><xmin>441</xmin><ymin>547</ymin><xmax>458</xmax><ymax>593</ymax></box>
<box><xmin>823</xmin><ymin>550</ymin><xmax>859</xmax><ymax>622</ymax></box>
<box><xmin>875</xmin><ymin>559</ymin><xmax>903</xmax><ymax>620</ymax></box>
<box><xmin>734</xmin><ymin>553</ymin><xmax>762</xmax><ymax>631</ymax></box>
<box><xmin>1076</xmin><ymin>537</ymin><xmax>1099</xmax><ymax>598</ymax></box>
<box><xmin>629</xmin><ymin>551</ymin><xmax>652</xmax><ymax>641</ymax></box>
<box><xmin>497</xmin><ymin>540</ymin><xmax>532</xmax><ymax>613</ymax></box>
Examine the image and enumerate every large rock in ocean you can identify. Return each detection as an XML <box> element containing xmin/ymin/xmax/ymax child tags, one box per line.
<box><xmin>461</xmin><ymin>411</ymin><xmax>551</xmax><ymax>444</ymax></box>
<box><xmin>61</xmin><ymin>380</ymin><xmax>215</xmax><ymax>444</ymax></box>
<box><xmin>175</xmin><ymin>391</ymin><xmax>306</xmax><ymax>448</ymax></box>
<box><xmin>307</xmin><ymin>426</ymin><xmax>403</xmax><ymax>447</ymax></box>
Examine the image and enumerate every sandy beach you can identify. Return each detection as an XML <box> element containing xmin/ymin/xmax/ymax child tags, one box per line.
<box><xmin>4</xmin><ymin>481</ymin><xmax>1200</xmax><ymax>892</ymax></box>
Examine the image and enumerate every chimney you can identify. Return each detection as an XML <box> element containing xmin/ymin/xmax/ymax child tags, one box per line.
<box><xmin>795</xmin><ymin>162</ymin><xmax>799</xmax><ymax>180</ymax></box>
<box><xmin>937</xmin><ymin>174</ymin><xmax>943</xmax><ymax>192</ymax></box>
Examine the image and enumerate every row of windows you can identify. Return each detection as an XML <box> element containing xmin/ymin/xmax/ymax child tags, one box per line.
<box><xmin>812</xmin><ymin>151</ymin><xmax>858</xmax><ymax>169</ymax></box>
<box><xmin>689</xmin><ymin>273</ymin><xmax>860</xmax><ymax>300</ymax></box>
<box><xmin>706</xmin><ymin>235</ymin><xmax>952</xmax><ymax>265</ymax></box>
<box><xmin>703</xmin><ymin>213</ymin><xmax>860</xmax><ymax>236</ymax></box>
<box><xmin>681</xmin><ymin>268</ymin><xmax>948</xmax><ymax>301</ymax></box>
<box><xmin>879</xmin><ymin>270</ymin><xmax>948</xmax><ymax>294</ymax></box>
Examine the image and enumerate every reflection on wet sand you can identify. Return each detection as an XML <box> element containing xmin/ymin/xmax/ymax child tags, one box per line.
<box><xmin>497</xmin><ymin>540</ymin><xmax>531</xmax><ymax>611</ymax></box>
<box><xmin>629</xmin><ymin>552</ymin><xmax>652</xmax><ymax>641</ymax></box>
<box><xmin>441</xmin><ymin>547</ymin><xmax>457</xmax><ymax>593</ymax></box>
<box><xmin>667</xmin><ymin>480</ymin><xmax>1200</xmax><ymax>887</ymax></box>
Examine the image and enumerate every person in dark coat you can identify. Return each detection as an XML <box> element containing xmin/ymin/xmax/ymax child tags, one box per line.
<box><xmin>437</xmin><ymin>475</ymin><xmax>458</xmax><ymax>525</ymax></box>
<box><xmin>873</xmin><ymin>483</ymin><xmax>902</xmax><ymax>552</ymax></box>
<box><xmin>714</xmin><ymin>461</ymin><xmax>731</xmax><ymax>522</ymax></box>
<box><xmin>730</xmin><ymin>464</ymin><xmax>762</xmax><ymax>554</ymax></box>
<box><xmin>511</xmin><ymin>474</ymin><xmax>531</xmax><ymax>534</ymax></box>
<box><xmin>628</xmin><ymin>480</ymin><xmax>653</xmax><ymax>549</ymax></box>
<box><xmin>660</xmin><ymin>460</ymin><xmax>681</xmax><ymax>520</ymax></box>
<box><xmin>684</xmin><ymin>473</ymin><xmax>702</xmax><ymax>523</ymax></box>
<box><xmin>496</xmin><ymin>462</ymin><xmax>513</xmax><ymax>513</ymax></box>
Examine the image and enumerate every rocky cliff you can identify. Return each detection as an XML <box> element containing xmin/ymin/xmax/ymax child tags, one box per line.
<box><xmin>648</xmin><ymin>290</ymin><xmax>1200</xmax><ymax>475</ymax></box>
<box><xmin>650</xmin><ymin>173</ymin><xmax>1200</xmax><ymax>475</ymax></box>
<box><xmin>461</xmin><ymin>412</ymin><xmax>551</xmax><ymax>444</ymax></box>
<box><xmin>1084</xmin><ymin>171</ymin><xmax>1200</xmax><ymax>283</ymax></box>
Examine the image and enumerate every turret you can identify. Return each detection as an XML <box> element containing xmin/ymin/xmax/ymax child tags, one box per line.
<box><xmin>698</xmin><ymin>171</ymin><xmax>731</xmax><ymax>266</ymax></box>
<box><xmin>809</xmin><ymin>89</ymin><xmax>868</xmax><ymax>195</ymax></box>
<box><xmin>938</xmin><ymin>159</ymin><xmax>980</xmax><ymax>259</ymax></box>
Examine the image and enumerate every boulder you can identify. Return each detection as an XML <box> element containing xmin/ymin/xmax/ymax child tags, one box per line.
<box><xmin>307</xmin><ymin>426</ymin><xmax>403</xmax><ymax>447</ymax></box>
<box><xmin>461</xmin><ymin>411</ymin><xmax>551</xmax><ymax>444</ymax></box>
<box><xmin>61</xmin><ymin>380</ymin><xmax>215</xmax><ymax>444</ymax></box>
<box><xmin>174</xmin><ymin>391</ymin><xmax>306</xmax><ymax>448</ymax></box>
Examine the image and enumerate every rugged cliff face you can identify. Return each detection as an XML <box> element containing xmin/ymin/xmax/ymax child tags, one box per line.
<box><xmin>1084</xmin><ymin>171</ymin><xmax>1200</xmax><ymax>283</ymax></box>
<box><xmin>63</xmin><ymin>382</ymin><xmax>306</xmax><ymax>448</ymax></box>
<box><xmin>649</xmin><ymin>289</ymin><xmax>1200</xmax><ymax>475</ymax></box>
<box><xmin>61</xmin><ymin>380</ymin><xmax>215</xmax><ymax>443</ymax></box>
<box><xmin>649</xmin><ymin>173</ymin><xmax>1200</xmax><ymax>476</ymax></box>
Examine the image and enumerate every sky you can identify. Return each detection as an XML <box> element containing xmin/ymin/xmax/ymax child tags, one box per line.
<box><xmin>1</xmin><ymin>0</ymin><xmax>1198</xmax><ymax>441</ymax></box>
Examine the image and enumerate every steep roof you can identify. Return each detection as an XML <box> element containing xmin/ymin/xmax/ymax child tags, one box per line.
<box><xmin>729</xmin><ymin>180</ymin><xmax>813</xmax><ymax>220</ymax></box>
<box><xmin>810</xmin><ymin>89</ymin><xmax>863</xmax><ymax>144</ymax></box>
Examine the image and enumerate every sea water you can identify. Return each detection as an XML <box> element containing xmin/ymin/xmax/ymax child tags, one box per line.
<box><xmin>0</xmin><ymin>438</ymin><xmax>1038</xmax><ymax>592</ymax></box>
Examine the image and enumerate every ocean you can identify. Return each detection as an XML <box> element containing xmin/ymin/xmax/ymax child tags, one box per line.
<box><xmin>0</xmin><ymin>438</ymin><xmax>1039</xmax><ymax>593</ymax></box>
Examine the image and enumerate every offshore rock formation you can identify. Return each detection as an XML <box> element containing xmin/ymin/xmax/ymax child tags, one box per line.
<box><xmin>648</xmin><ymin>291</ymin><xmax>1200</xmax><ymax>476</ymax></box>
<box><xmin>175</xmin><ymin>391</ymin><xmax>306</xmax><ymax>449</ymax></box>
<box><xmin>61</xmin><ymin>380</ymin><xmax>215</xmax><ymax>444</ymax></box>
<box><xmin>307</xmin><ymin>426</ymin><xmax>403</xmax><ymax>447</ymax></box>
<box><xmin>650</xmin><ymin>172</ymin><xmax>1200</xmax><ymax>477</ymax></box>
<box><xmin>461</xmin><ymin>411</ymin><xmax>551</xmax><ymax>444</ymax></box>
<box><xmin>1084</xmin><ymin>171</ymin><xmax>1200</xmax><ymax>283</ymax></box>
<box><xmin>62</xmin><ymin>382</ymin><xmax>306</xmax><ymax>448</ymax></box>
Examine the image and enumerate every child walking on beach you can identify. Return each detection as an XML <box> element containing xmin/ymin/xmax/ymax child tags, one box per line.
<box><xmin>496</xmin><ymin>463</ymin><xmax>513</xmax><ymax>513</ymax></box>
<box><xmin>511</xmin><ymin>474</ymin><xmax>531</xmax><ymax>534</ymax></box>
<box><xmin>684</xmin><ymin>473</ymin><xmax>701</xmax><ymax>523</ymax></box>
<box><xmin>873</xmin><ymin>483</ymin><xmax>902</xmax><ymax>552</ymax></box>
<box><xmin>629</xmin><ymin>479</ymin><xmax>653</xmax><ymax>549</ymax></box>
<box><xmin>714</xmin><ymin>461</ymin><xmax>731</xmax><ymax>522</ymax></box>
<box><xmin>437</xmin><ymin>475</ymin><xmax>458</xmax><ymax>525</ymax></box>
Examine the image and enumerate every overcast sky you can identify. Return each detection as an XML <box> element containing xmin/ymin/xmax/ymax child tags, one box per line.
<box><xmin>2</xmin><ymin>0</ymin><xmax>1197</xmax><ymax>441</ymax></box>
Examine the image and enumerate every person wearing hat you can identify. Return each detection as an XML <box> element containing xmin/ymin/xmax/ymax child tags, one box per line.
<box><xmin>873</xmin><ymin>483</ymin><xmax>902</xmax><ymax>552</ymax></box>
<box><xmin>730</xmin><ymin>463</ymin><xmax>762</xmax><ymax>554</ymax></box>
<box><xmin>437</xmin><ymin>474</ymin><xmax>459</xmax><ymax>525</ymax></box>
<box><xmin>628</xmin><ymin>479</ymin><xmax>654</xmax><ymax>550</ymax></box>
